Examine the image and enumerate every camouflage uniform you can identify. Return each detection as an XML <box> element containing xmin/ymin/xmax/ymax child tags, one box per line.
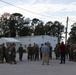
<box><xmin>7</xmin><ymin>43</ymin><xmax>11</xmax><ymax>63</ymax></box>
<box><xmin>54</xmin><ymin>44</ymin><xmax>60</xmax><ymax>59</ymax></box>
<box><xmin>69</xmin><ymin>45</ymin><xmax>74</xmax><ymax>61</ymax></box>
<box><xmin>18</xmin><ymin>44</ymin><xmax>23</xmax><ymax>61</ymax></box>
<box><xmin>11</xmin><ymin>44</ymin><xmax>16</xmax><ymax>64</ymax></box>
<box><xmin>73</xmin><ymin>48</ymin><xmax>76</xmax><ymax>61</ymax></box>
<box><xmin>0</xmin><ymin>44</ymin><xmax>3</xmax><ymax>63</ymax></box>
<box><xmin>8</xmin><ymin>43</ymin><xmax>16</xmax><ymax>64</ymax></box>
<box><xmin>27</xmin><ymin>44</ymin><xmax>33</xmax><ymax>61</ymax></box>
<box><xmin>2</xmin><ymin>43</ymin><xmax>7</xmax><ymax>62</ymax></box>
<box><xmin>49</xmin><ymin>45</ymin><xmax>52</xmax><ymax>59</ymax></box>
<box><xmin>40</xmin><ymin>44</ymin><xmax>44</xmax><ymax>60</ymax></box>
<box><xmin>34</xmin><ymin>45</ymin><xmax>39</xmax><ymax>61</ymax></box>
<box><xmin>6</xmin><ymin>44</ymin><xmax>10</xmax><ymax>63</ymax></box>
<box><xmin>32</xmin><ymin>44</ymin><xmax>36</xmax><ymax>60</ymax></box>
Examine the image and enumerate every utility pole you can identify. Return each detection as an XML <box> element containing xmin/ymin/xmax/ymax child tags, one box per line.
<box><xmin>65</xmin><ymin>17</ymin><xmax>69</xmax><ymax>44</ymax></box>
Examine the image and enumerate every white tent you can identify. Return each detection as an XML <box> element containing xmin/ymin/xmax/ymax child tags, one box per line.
<box><xmin>0</xmin><ymin>38</ymin><xmax>20</xmax><ymax>44</ymax></box>
<box><xmin>0</xmin><ymin>38</ymin><xmax>20</xmax><ymax>51</ymax></box>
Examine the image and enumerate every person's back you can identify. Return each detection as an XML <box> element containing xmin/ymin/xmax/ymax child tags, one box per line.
<box><xmin>27</xmin><ymin>44</ymin><xmax>33</xmax><ymax>61</ymax></box>
<box><xmin>2</xmin><ymin>44</ymin><xmax>6</xmax><ymax>55</ymax></box>
<box><xmin>41</xmin><ymin>43</ymin><xmax>50</xmax><ymax>65</ymax></box>
<box><xmin>60</xmin><ymin>43</ymin><xmax>65</xmax><ymax>54</ymax></box>
<box><xmin>18</xmin><ymin>44</ymin><xmax>23</xmax><ymax>61</ymax></box>
<box><xmin>41</xmin><ymin>45</ymin><xmax>50</xmax><ymax>53</ymax></box>
<box><xmin>11</xmin><ymin>44</ymin><xmax>16</xmax><ymax>64</ymax></box>
<box><xmin>40</xmin><ymin>44</ymin><xmax>44</xmax><ymax>60</ymax></box>
<box><xmin>59</xmin><ymin>42</ymin><xmax>66</xmax><ymax>64</ymax></box>
<box><xmin>19</xmin><ymin>45</ymin><xmax>23</xmax><ymax>54</ymax></box>
<box><xmin>2</xmin><ymin>43</ymin><xmax>7</xmax><ymax>62</ymax></box>
<box><xmin>27</xmin><ymin>45</ymin><xmax>32</xmax><ymax>54</ymax></box>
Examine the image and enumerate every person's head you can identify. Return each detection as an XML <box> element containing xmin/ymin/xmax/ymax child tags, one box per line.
<box><xmin>34</xmin><ymin>43</ymin><xmax>36</xmax><ymax>46</ymax></box>
<box><xmin>41</xmin><ymin>44</ymin><xmax>44</xmax><ymax>46</ymax></box>
<box><xmin>61</xmin><ymin>42</ymin><xmax>64</xmax><ymax>44</ymax></box>
<box><xmin>47</xmin><ymin>42</ymin><xmax>51</xmax><ymax>46</ymax></box>
<box><xmin>20</xmin><ymin>44</ymin><xmax>22</xmax><ymax>47</ymax></box>
<box><xmin>2</xmin><ymin>43</ymin><xmax>5</xmax><ymax>46</ymax></box>
<box><xmin>29</xmin><ymin>44</ymin><xmax>31</xmax><ymax>46</ymax></box>
<box><xmin>58</xmin><ymin>42</ymin><xmax>60</xmax><ymax>45</ymax></box>
<box><xmin>45</xmin><ymin>42</ymin><xmax>47</xmax><ymax>45</ymax></box>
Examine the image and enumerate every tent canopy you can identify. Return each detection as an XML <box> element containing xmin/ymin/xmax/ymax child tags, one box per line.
<box><xmin>0</xmin><ymin>38</ymin><xmax>20</xmax><ymax>44</ymax></box>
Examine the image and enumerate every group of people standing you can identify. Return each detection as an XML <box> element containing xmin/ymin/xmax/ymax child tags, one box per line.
<box><xmin>0</xmin><ymin>41</ymin><xmax>76</xmax><ymax>65</ymax></box>
<box><xmin>54</xmin><ymin>42</ymin><xmax>66</xmax><ymax>64</ymax></box>
<box><xmin>0</xmin><ymin>43</ymin><xmax>16</xmax><ymax>64</ymax></box>
<box><xmin>67</xmin><ymin>43</ymin><xmax>76</xmax><ymax>61</ymax></box>
<box><xmin>54</xmin><ymin>42</ymin><xmax>76</xmax><ymax>64</ymax></box>
<box><xmin>0</xmin><ymin>42</ymin><xmax>52</xmax><ymax>65</ymax></box>
<box><xmin>26</xmin><ymin>43</ymin><xmax>52</xmax><ymax>62</ymax></box>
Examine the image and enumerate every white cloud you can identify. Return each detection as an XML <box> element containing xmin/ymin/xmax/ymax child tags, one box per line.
<box><xmin>0</xmin><ymin>0</ymin><xmax>76</xmax><ymax>40</ymax></box>
<box><xmin>0</xmin><ymin>1</ymin><xmax>76</xmax><ymax>26</ymax></box>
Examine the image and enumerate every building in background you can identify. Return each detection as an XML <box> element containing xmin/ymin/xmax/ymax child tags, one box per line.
<box><xmin>15</xmin><ymin>35</ymin><xmax>58</xmax><ymax>50</ymax></box>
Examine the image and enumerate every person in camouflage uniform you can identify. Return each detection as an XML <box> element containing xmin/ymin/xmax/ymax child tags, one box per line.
<box><xmin>0</xmin><ymin>44</ymin><xmax>3</xmax><ymax>63</ymax></box>
<box><xmin>40</xmin><ymin>44</ymin><xmax>44</xmax><ymax>60</ymax></box>
<box><xmin>72</xmin><ymin>43</ymin><xmax>76</xmax><ymax>61</ymax></box>
<box><xmin>54</xmin><ymin>43</ymin><xmax>60</xmax><ymax>59</ymax></box>
<box><xmin>6</xmin><ymin>43</ymin><xmax>9</xmax><ymax>63</ymax></box>
<box><xmin>2</xmin><ymin>43</ymin><xmax>7</xmax><ymax>63</ymax></box>
<box><xmin>48</xmin><ymin>43</ymin><xmax>52</xmax><ymax>59</ymax></box>
<box><xmin>32</xmin><ymin>43</ymin><xmax>36</xmax><ymax>60</ymax></box>
<box><xmin>7</xmin><ymin>43</ymin><xmax>16</xmax><ymax>64</ymax></box>
<box><xmin>27</xmin><ymin>44</ymin><xmax>33</xmax><ymax>61</ymax></box>
<box><xmin>11</xmin><ymin>43</ymin><xmax>16</xmax><ymax>64</ymax></box>
<box><xmin>54</xmin><ymin>44</ymin><xmax>58</xmax><ymax>59</ymax></box>
<box><xmin>73</xmin><ymin>48</ymin><xmax>76</xmax><ymax>61</ymax></box>
<box><xmin>18</xmin><ymin>44</ymin><xmax>23</xmax><ymax>61</ymax></box>
<box><xmin>34</xmin><ymin>44</ymin><xmax>39</xmax><ymax>61</ymax></box>
<box><xmin>69</xmin><ymin>44</ymin><xmax>74</xmax><ymax>61</ymax></box>
<box><xmin>65</xmin><ymin>44</ymin><xmax>70</xmax><ymax>58</ymax></box>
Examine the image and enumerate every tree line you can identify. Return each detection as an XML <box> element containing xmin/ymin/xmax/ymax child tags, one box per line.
<box><xmin>68</xmin><ymin>22</ymin><xmax>76</xmax><ymax>44</ymax></box>
<box><xmin>0</xmin><ymin>12</ymin><xmax>64</xmax><ymax>42</ymax></box>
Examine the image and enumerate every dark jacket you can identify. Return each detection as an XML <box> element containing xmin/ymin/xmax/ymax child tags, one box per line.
<box><xmin>60</xmin><ymin>44</ymin><xmax>66</xmax><ymax>53</ymax></box>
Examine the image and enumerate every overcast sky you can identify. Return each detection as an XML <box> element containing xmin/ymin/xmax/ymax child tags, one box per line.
<box><xmin>0</xmin><ymin>0</ymin><xmax>76</xmax><ymax>33</ymax></box>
